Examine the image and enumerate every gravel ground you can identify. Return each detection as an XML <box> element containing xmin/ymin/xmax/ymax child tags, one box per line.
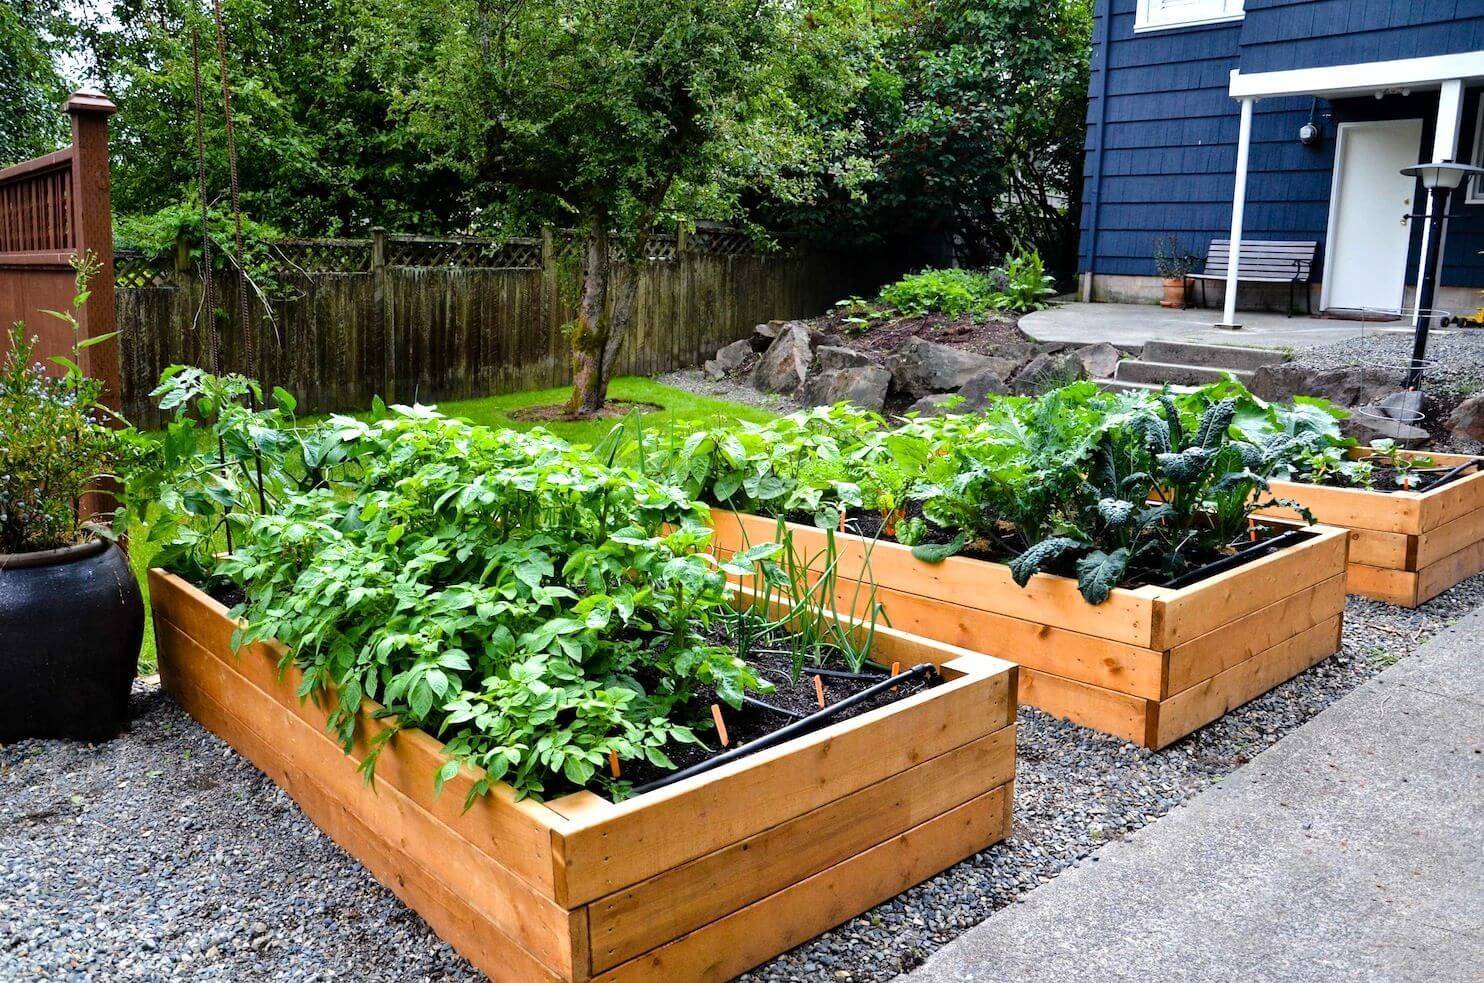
<box><xmin>3</xmin><ymin>576</ymin><xmax>1481</xmax><ymax>982</ymax></box>
<box><xmin>1288</xmin><ymin>327</ymin><xmax>1484</xmax><ymax>398</ymax></box>
<box><xmin>658</xmin><ymin>366</ymin><xmax>801</xmax><ymax>414</ymax></box>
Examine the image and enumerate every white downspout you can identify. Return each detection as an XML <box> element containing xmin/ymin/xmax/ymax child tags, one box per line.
<box><xmin>1411</xmin><ymin>79</ymin><xmax>1465</xmax><ymax>328</ymax></box>
<box><xmin>1219</xmin><ymin>97</ymin><xmax>1255</xmax><ymax>330</ymax></box>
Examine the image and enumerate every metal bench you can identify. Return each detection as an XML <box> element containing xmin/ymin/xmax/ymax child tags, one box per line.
<box><xmin>1189</xmin><ymin>239</ymin><xmax>1317</xmax><ymax>316</ymax></box>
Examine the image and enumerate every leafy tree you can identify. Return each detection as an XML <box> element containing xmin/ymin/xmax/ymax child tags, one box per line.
<box><xmin>94</xmin><ymin>0</ymin><xmax>469</xmax><ymax>235</ymax></box>
<box><xmin>0</xmin><ymin>1</ymin><xmax>77</xmax><ymax>162</ymax></box>
<box><xmin>773</xmin><ymin>0</ymin><xmax>1092</xmax><ymax>271</ymax></box>
<box><xmin>375</xmin><ymin>0</ymin><xmax>877</xmax><ymax>415</ymax></box>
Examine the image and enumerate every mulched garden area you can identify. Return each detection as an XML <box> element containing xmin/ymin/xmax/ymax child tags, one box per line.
<box><xmin>5</xmin><ymin>574</ymin><xmax>1479</xmax><ymax>981</ymax></box>
<box><xmin>809</xmin><ymin>311</ymin><xmax>1030</xmax><ymax>360</ymax></box>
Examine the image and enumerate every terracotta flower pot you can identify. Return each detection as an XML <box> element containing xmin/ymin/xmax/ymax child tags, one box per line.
<box><xmin>1160</xmin><ymin>277</ymin><xmax>1189</xmax><ymax>309</ymax></box>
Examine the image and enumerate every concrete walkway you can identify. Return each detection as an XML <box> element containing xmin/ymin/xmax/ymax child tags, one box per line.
<box><xmin>1022</xmin><ymin>301</ymin><xmax>1412</xmax><ymax>351</ymax></box>
<box><xmin>906</xmin><ymin>608</ymin><xmax>1484</xmax><ymax>983</ymax></box>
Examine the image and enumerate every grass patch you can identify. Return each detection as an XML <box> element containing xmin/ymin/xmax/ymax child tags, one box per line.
<box><xmin>130</xmin><ymin>377</ymin><xmax>774</xmax><ymax>673</ymax></box>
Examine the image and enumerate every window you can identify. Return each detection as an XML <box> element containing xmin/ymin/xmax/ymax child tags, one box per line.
<box><xmin>1135</xmin><ymin>0</ymin><xmax>1245</xmax><ymax>32</ymax></box>
<box><xmin>1469</xmin><ymin>100</ymin><xmax>1484</xmax><ymax>206</ymax></box>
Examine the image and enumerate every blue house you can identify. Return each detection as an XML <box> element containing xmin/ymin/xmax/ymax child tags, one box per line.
<box><xmin>1078</xmin><ymin>0</ymin><xmax>1484</xmax><ymax>327</ymax></box>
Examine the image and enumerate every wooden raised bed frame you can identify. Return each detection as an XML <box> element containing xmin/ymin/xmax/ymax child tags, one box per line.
<box><xmin>149</xmin><ymin>569</ymin><xmax>1017</xmax><ymax>982</ymax></box>
<box><xmin>1255</xmin><ymin>448</ymin><xmax>1484</xmax><ymax>608</ymax></box>
<box><xmin>710</xmin><ymin>510</ymin><xmax>1349</xmax><ymax>749</ymax></box>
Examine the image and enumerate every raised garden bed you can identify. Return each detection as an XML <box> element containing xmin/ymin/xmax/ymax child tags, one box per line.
<box><xmin>710</xmin><ymin>509</ymin><xmax>1349</xmax><ymax>749</ymax></box>
<box><xmin>1257</xmin><ymin>449</ymin><xmax>1484</xmax><ymax>608</ymax></box>
<box><xmin>150</xmin><ymin>568</ymin><xmax>1016</xmax><ymax>982</ymax></box>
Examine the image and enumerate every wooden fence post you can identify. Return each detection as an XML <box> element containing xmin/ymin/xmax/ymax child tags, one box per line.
<box><xmin>65</xmin><ymin>89</ymin><xmax>121</xmax><ymax>411</ymax></box>
<box><xmin>371</xmin><ymin>226</ymin><xmax>390</xmax><ymax>401</ymax></box>
<box><xmin>541</xmin><ymin>225</ymin><xmax>558</xmax><ymax>339</ymax></box>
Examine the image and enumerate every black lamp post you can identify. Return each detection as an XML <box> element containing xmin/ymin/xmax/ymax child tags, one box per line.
<box><xmin>1399</xmin><ymin>160</ymin><xmax>1484</xmax><ymax>389</ymax></box>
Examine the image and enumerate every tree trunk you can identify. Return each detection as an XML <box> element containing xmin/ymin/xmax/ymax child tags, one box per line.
<box><xmin>564</xmin><ymin>224</ymin><xmax>611</xmax><ymax>416</ymax></box>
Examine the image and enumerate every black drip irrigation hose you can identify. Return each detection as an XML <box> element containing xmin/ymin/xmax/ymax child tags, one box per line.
<box><xmin>743</xmin><ymin>695</ymin><xmax>805</xmax><ymax>720</ymax></box>
<box><xmin>630</xmin><ymin>663</ymin><xmax>938</xmax><ymax>797</ymax></box>
<box><xmin>1419</xmin><ymin>458</ymin><xmax>1480</xmax><ymax>493</ymax></box>
<box><xmin>1161</xmin><ymin>529</ymin><xmax>1314</xmax><ymax>591</ymax></box>
<box><xmin>802</xmin><ymin>665</ymin><xmax>888</xmax><ymax>682</ymax></box>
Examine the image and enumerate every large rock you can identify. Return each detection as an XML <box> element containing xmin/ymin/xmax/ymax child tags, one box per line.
<box><xmin>957</xmin><ymin>368</ymin><xmax>1009</xmax><ymax>408</ymax></box>
<box><xmin>885</xmin><ymin>338</ymin><xmax>999</xmax><ymax>398</ymax></box>
<box><xmin>815</xmin><ymin>345</ymin><xmax>876</xmax><ymax>372</ymax></box>
<box><xmin>1250</xmin><ymin>363</ymin><xmax>1407</xmax><ymax>408</ymax></box>
<box><xmin>750</xmin><ymin>323</ymin><xmax>816</xmax><ymax>395</ymax></box>
<box><xmin>903</xmin><ymin>393</ymin><xmax>962</xmax><ymax>417</ymax></box>
<box><xmin>749</xmin><ymin>319</ymin><xmax>788</xmax><ymax>351</ymax></box>
<box><xmin>704</xmin><ymin>338</ymin><xmax>754</xmax><ymax>380</ymax></box>
<box><xmin>1445</xmin><ymin>392</ymin><xmax>1484</xmax><ymax>443</ymax></box>
<box><xmin>1011</xmin><ymin>352</ymin><xmax>1086</xmax><ymax>395</ymax></box>
<box><xmin>1074</xmin><ymin>342</ymin><xmax>1121</xmax><ymax>379</ymax></box>
<box><xmin>801</xmin><ymin>365</ymin><xmax>891</xmax><ymax>412</ymax></box>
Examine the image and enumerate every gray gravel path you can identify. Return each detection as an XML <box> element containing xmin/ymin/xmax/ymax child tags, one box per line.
<box><xmin>1291</xmin><ymin>328</ymin><xmax>1484</xmax><ymax>398</ymax></box>
<box><xmin>4</xmin><ymin>577</ymin><xmax>1481</xmax><ymax>982</ymax></box>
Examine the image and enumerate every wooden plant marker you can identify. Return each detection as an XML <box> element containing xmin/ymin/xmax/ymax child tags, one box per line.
<box><xmin>710</xmin><ymin>703</ymin><xmax>730</xmax><ymax>747</ymax></box>
<box><xmin>608</xmin><ymin>749</ymin><xmax>621</xmax><ymax>779</ymax></box>
<box><xmin>813</xmin><ymin>675</ymin><xmax>826</xmax><ymax>709</ymax></box>
<box><xmin>891</xmin><ymin>662</ymin><xmax>902</xmax><ymax>692</ymax></box>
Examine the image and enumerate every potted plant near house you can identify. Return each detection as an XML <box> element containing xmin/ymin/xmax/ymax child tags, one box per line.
<box><xmin>1154</xmin><ymin>236</ymin><xmax>1198</xmax><ymax>309</ymax></box>
<box><xmin>0</xmin><ymin>265</ymin><xmax>141</xmax><ymax>743</ymax></box>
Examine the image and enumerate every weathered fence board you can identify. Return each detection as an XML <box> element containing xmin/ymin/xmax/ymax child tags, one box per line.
<box><xmin>118</xmin><ymin>229</ymin><xmax>869</xmax><ymax>424</ymax></box>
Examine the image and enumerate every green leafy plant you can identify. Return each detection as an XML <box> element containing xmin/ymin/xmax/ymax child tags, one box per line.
<box><xmin>877</xmin><ymin>267</ymin><xmax>1002</xmax><ymax>318</ymax></box>
<box><xmin>992</xmin><ymin>247</ymin><xmax>1057</xmax><ymax>312</ymax></box>
<box><xmin>0</xmin><ymin>255</ymin><xmax>121</xmax><ymax>554</ymax></box>
<box><xmin>1153</xmin><ymin>236</ymin><xmax>1199</xmax><ymax>280</ymax></box>
<box><xmin>1365</xmin><ymin>439</ymin><xmax>1434</xmax><ymax>489</ymax></box>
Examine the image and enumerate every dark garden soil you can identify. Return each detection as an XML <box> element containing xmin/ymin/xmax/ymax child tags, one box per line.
<box><xmin>811</xmin><ymin>311</ymin><xmax>1032</xmax><ymax>360</ymax></box>
<box><xmin>615</xmin><ymin>629</ymin><xmax>940</xmax><ymax>796</ymax></box>
<box><xmin>508</xmin><ymin>400</ymin><xmax>662</xmax><ymax>423</ymax></box>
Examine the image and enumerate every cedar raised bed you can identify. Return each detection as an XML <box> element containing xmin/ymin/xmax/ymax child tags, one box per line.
<box><xmin>1255</xmin><ymin>448</ymin><xmax>1484</xmax><ymax>608</ymax></box>
<box><xmin>709</xmin><ymin>510</ymin><xmax>1349</xmax><ymax>749</ymax></box>
<box><xmin>149</xmin><ymin>569</ymin><xmax>1017</xmax><ymax>982</ymax></box>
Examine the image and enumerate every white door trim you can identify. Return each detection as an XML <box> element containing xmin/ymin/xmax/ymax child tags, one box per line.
<box><xmin>1320</xmin><ymin>119</ymin><xmax>1423</xmax><ymax>314</ymax></box>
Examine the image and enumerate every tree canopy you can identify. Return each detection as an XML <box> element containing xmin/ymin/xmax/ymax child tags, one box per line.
<box><xmin>1</xmin><ymin>0</ymin><xmax>76</xmax><ymax>162</ymax></box>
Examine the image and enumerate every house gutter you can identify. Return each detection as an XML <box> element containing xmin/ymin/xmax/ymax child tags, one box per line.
<box><xmin>1080</xmin><ymin>0</ymin><xmax>1114</xmax><ymax>303</ymax></box>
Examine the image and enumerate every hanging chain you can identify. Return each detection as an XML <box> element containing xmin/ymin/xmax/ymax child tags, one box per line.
<box><xmin>189</xmin><ymin>28</ymin><xmax>220</xmax><ymax>376</ymax></box>
<box><xmin>211</xmin><ymin>0</ymin><xmax>256</xmax><ymax>381</ymax></box>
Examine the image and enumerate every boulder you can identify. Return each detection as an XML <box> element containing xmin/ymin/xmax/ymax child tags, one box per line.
<box><xmin>1249</xmin><ymin>363</ymin><xmax>1407</xmax><ymax>408</ymax></box>
<box><xmin>815</xmin><ymin>345</ymin><xmax>877</xmax><ymax>372</ymax></box>
<box><xmin>885</xmin><ymin>338</ymin><xmax>998</xmax><ymax>398</ymax></box>
<box><xmin>1445</xmin><ymin>392</ymin><xmax>1484</xmax><ymax>443</ymax></box>
<box><xmin>750</xmin><ymin>323</ymin><xmax>815</xmax><ymax>395</ymax></box>
<box><xmin>1011</xmin><ymin>352</ymin><xmax>1086</xmax><ymax>395</ymax></box>
<box><xmin>704</xmin><ymin>338</ymin><xmax>755</xmax><ymax>380</ymax></box>
<box><xmin>800</xmin><ymin>366</ymin><xmax>891</xmax><ymax>413</ymax></box>
<box><xmin>956</xmin><ymin>368</ymin><xmax>1010</xmax><ymax>409</ymax></box>
<box><xmin>903</xmin><ymin>393</ymin><xmax>963</xmax><ymax>417</ymax></box>
<box><xmin>1074</xmin><ymin>342</ymin><xmax>1121</xmax><ymax>379</ymax></box>
<box><xmin>750</xmin><ymin>319</ymin><xmax>788</xmax><ymax>351</ymax></box>
<box><xmin>1345</xmin><ymin>415</ymin><xmax>1430</xmax><ymax>447</ymax></box>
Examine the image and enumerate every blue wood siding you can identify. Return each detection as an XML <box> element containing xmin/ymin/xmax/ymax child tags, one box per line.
<box><xmin>1079</xmin><ymin>0</ymin><xmax>1484</xmax><ymax>292</ymax></box>
<box><xmin>1239</xmin><ymin>0</ymin><xmax>1484</xmax><ymax>75</ymax></box>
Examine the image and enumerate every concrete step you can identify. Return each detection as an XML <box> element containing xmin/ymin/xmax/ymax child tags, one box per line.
<box><xmin>1142</xmin><ymin>340</ymin><xmax>1290</xmax><ymax>372</ymax></box>
<box><xmin>1113</xmin><ymin>360</ymin><xmax>1254</xmax><ymax>387</ymax></box>
<box><xmin>1098</xmin><ymin>378</ymin><xmax>1196</xmax><ymax>395</ymax></box>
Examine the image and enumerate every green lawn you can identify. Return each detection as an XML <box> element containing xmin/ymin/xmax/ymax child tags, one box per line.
<box><xmin>133</xmin><ymin>377</ymin><xmax>774</xmax><ymax>673</ymax></box>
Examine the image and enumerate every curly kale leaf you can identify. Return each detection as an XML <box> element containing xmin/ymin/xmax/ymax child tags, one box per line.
<box><xmin>1009</xmin><ymin>536</ymin><xmax>1087</xmax><ymax>587</ymax></box>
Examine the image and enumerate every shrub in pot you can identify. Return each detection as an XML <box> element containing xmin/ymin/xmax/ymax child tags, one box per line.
<box><xmin>1153</xmin><ymin>235</ymin><xmax>1198</xmax><ymax>310</ymax></box>
<box><xmin>0</xmin><ymin>291</ymin><xmax>140</xmax><ymax>742</ymax></box>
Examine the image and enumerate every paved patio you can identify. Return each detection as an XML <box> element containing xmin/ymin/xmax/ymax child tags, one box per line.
<box><xmin>1021</xmin><ymin>302</ymin><xmax>1418</xmax><ymax>351</ymax></box>
<box><xmin>905</xmin><ymin>604</ymin><xmax>1484</xmax><ymax>983</ymax></box>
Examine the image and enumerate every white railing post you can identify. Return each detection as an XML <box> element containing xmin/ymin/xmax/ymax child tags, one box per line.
<box><xmin>1219</xmin><ymin>97</ymin><xmax>1255</xmax><ymax>329</ymax></box>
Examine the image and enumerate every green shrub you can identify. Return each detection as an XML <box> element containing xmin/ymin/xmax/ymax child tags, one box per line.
<box><xmin>877</xmin><ymin>268</ymin><xmax>1000</xmax><ymax>317</ymax></box>
<box><xmin>0</xmin><ymin>257</ymin><xmax>119</xmax><ymax>554</ymax></box>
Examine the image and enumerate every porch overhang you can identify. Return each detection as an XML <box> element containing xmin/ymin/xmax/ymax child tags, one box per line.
<box><xmin>1215</xmin><ymin>50</ymin><xmax>1484</xmax><ymax>331</ymax></box>
<box><xmin>1229</xmin><ymin>51</ymin><xmax>1484</xmax><ymax>101</ymax></box>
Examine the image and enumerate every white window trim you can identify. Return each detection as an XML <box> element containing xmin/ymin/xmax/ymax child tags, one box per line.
<box><xmin>1468</xmin><ymin>100</ymin><xmax>1484</xmax><ymax>206</ymax></box>
<box><xmin>1134</xmin><ymin>0</ymin><xmax>1244</xmax><ymax>33</ymax></box>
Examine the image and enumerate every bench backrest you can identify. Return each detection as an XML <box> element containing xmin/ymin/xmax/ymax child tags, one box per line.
<box><xmin>1206</xmin><ymin>239</ymin><xmax>1317</xmax><ymax>280</ymax></box>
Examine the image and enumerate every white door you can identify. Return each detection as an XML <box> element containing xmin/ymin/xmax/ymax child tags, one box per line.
<box><xmin>1322</xmin><ymin>119</ymin><xmax>1424</xmax><ymax>314</ymax></box>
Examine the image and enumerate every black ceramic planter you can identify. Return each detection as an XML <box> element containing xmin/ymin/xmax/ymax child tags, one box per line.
<box><xmin>0</xmin><ymin>539</ymin><xmax>143</xmax><ymax>742</ymax></box>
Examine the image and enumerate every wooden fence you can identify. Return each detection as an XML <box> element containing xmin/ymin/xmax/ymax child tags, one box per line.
<box><xmin>116</xmin><ymin>227</ymin><xmax>872</xmax><ymax>424</ymax></box>
<box><xmin>0</xmin><ymin>90</ymin><xmax>121</xmax><ymax>409</ymax></box>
